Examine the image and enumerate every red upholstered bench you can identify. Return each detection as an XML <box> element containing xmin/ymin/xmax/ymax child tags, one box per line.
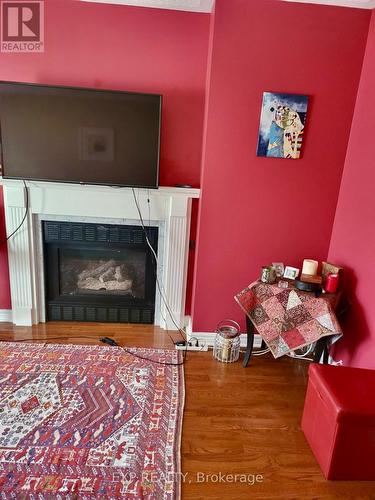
<box><xmin>302</xmin><ymin>363</ymin><xmax>375</xmax><ymax>480</ymax></box>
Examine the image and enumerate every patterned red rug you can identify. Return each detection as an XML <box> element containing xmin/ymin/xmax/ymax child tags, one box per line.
<box><xmin>0</xmin><ymin>342</ymin><xmax>184</xmax><ymax>498</ymax></box>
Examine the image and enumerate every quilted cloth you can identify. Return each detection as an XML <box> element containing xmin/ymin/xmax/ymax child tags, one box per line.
<box><xmin>235</xmin><ymin>281</ymin><xmax>342</xmax><ymax>358</ymax></box>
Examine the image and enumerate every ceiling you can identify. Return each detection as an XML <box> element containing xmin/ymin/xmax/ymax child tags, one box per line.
<box><xmin>79</xmin><ymin>0</ymin><xmax>375</xmax><ymax>11</ymax></box>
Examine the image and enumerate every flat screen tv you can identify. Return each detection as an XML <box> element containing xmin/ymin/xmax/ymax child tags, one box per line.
<box><xmin>0</xmin><ymin>81</ymin><xmax>161</xmax><ymax>188</ymax></box>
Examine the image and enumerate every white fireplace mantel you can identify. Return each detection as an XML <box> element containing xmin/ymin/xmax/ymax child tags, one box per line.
<box><xmin>1</xmin><ymin>179</ymin><xmax>200</xmax><ymax>329</ymax></box>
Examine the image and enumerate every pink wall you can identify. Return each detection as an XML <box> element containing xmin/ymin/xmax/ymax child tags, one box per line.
<box><xmin>0</xmin><ymin>189</ymin><xmax>11</xmax><ymax>309</ymax></box>
<box><xmin>0</xmin><ymin>0</ymin><xmax>210</xmax><ymax>310</ymax></box>
<box><xmin>192</xmin><ymin>0</ymin><xmax>370</xmax><ymax>332</ymax></box>
<box><xmin>328</xmin><ymin>11</ymin><xmax>375</xmax><ymax>369</ymax></box>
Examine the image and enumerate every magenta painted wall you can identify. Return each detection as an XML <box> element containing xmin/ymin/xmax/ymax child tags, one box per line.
<box><xmin>0</xmin><ymin>0</ymin><xmax>210</xmax><ymax>310</ymax></box>
<box><xmin>192</xmin><ymin>0</ymin><xmax>370</xmax><ymax>332</ymax></box>
<box><xmin>328</xmin><ymin>12</ymin><xmax>375</xmax><ymax>369</ymax></box>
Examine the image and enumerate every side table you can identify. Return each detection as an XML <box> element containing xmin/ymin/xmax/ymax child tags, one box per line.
<box><xmin>235</xmin><ymin>281</ymin><xmax>343</xmax><ymax>367</ymax></box>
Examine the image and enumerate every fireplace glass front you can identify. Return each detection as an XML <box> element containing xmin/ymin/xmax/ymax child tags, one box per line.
<box><xmin>43</xmin><ymin>221</ymin><xmax>158</xmax><ymax>324</ymax></box>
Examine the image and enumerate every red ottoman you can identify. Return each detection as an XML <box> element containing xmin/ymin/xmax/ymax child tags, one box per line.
<box><xmin>302</xmin><ymin>363</ymin><xmax>375</xmax><ymax>480</ymax></box>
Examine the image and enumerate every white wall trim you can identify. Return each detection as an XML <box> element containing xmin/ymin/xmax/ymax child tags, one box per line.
<box><xmin>0</xmin><ymin>310</ymin><xmax>13</xmax><ymax>323</ymax></box>
<box><xmin>188</xmin><ymin>331</ymin><xmax>263</xmax><ymax>349</ymax></box>
<box><xmin>79</xmin><ymin>0</ymin><xmax>215</xmax><ymax>13</ymax></box>
<box><xmin>282</xmin><ymin>0</ymin><xmax>375</xmax><ymax>9</ymax></box>
<box><xmin>80</xmin><ymin>0</ymin><xmax>375</xmax><ymax>11</ymax></box>
<box><xmin>184</xmin><ymin>316</ymin><xmax>263</xmax><ymax>349</ymax></box>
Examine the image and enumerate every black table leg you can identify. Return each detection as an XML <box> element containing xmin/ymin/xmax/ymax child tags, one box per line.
<box><xmin>314</xmin><ymin>337</ymin><xmax>330</xmax><ymax>364</ymax></box>
<box><xmin>323</xmin><ymin>342</ymin><xmax>330</xmax><ymax>364</ymax></box>
<box><xmin>243</xmin><ymin>316</ymin><xmax>255</xmax><ymax>368</ymax></box>
<box><xmin>313</xmin><ymin>339</ymin><xmax>324</xmax><ymax>363</ymax></box>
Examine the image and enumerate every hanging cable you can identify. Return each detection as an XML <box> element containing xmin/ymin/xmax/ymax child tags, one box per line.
<box><xmin>131</xmin><ymin>188</ymin><xmax>187</xmax><ymax>340</ymax></box>
<box><xmin>131</xmin><ymin>188</ymin><xmax>188</xmax><ymax>363</ymax></box>
<box><xmin>0</xmin><ymin>180</ymin><xmax>28</xmax><ymax>247</ymax></box>
<box><xmin>0</xmin><ymin>185</ymin><xmax>189</xmax><ymax>367</ymax></box>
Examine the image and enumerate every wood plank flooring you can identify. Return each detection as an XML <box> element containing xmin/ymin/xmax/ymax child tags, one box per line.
<box><xmin>0</xmin><ymin>322</ymin><xmax>374</xmax><ymax>499</ymax></box>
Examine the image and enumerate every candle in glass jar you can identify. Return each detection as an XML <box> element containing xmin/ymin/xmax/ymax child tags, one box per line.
<box><xmin>325</xmin><ymin>273</ymin><xmax>339</xmax><ymax>293</ymax></box>
<box><xmin>302</xmin><ymin>259</ymin><xmax>319</xmax><ymax>276</ymax></box>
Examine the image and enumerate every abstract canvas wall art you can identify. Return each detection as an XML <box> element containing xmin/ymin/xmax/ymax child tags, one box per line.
<box><xmin>257</xmin><ymin>92</ymin><xmax>308</xmax><ymax>159</ymax></box>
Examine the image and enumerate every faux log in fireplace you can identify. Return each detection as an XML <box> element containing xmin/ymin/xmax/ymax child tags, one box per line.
<box><xmin>43</xmin><ymin>221</ymin><xmax>158</xmax><ymax>323</ymax></box>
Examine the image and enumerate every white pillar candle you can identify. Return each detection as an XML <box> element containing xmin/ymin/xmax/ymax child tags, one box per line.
<box><xmin>302</xmin><ymin>259</ymin><xmax>319</xmax><ymax>276</ymax></box>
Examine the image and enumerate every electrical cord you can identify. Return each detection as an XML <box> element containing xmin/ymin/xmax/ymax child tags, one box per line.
<box><xmin>0</xmin><ymin>180</ymin><xmax>28</xmax><ymax>247</ymax></box>
<box><xmin>252</xmin><ymin>348</ymin><xmax>271</xmax><ymax>356</ymax></box>
<box><xmin>0</xmin><ymin>335</ymin><xmax>109</xmax><ymax>343</ymax></box>
<box><xmin>0</xmin><ymin>185</ymin><xmax>188</xmax><ymax>367</ymax></box>
<box><xmin>287</xmin><ymin>342</ymin><xmax>315</xmax><ymax>361</ymax></box>
<box><xmin>0</xmin><ymin>336</ymin><xmax>185</xmax><ymax>367</ymax></box>
<box><xmin>132</xmin><ymin>188</ymin><xmax>186</xmax><ymax>336</ymax></box>
<box><xmin>132</xmin><ymin>189</ymin><xmax>188</xmax><ymax>334</ymax></box>
<box><xmin>120</xmin><ymin>345</ymin><xmax>184</xmax><ymax>366</ymax></box>
<box><xmin>286</xmin><ymin>354</ymin><xmax>314</xmax><ymax>362</ymax></box>
<box><xmin>98</xmin><ymin>336</ymin><xmax>185</xmax><ymax>366</ymax></box>
<box><xmin>131</xmin><ymin>188</ymin><xmax>188</xmax><ymax>364</ymax></box>
<box><xmin>140</xmin><ymin>189</ymin><xmax>174</xmax><ymax>343</ymax></box>
<box><xmin>96</xmin><ymin>185</ymin><xmax>187</xmax><ymax>365</ymax></box>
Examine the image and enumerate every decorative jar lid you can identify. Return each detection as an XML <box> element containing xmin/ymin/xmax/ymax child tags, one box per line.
<box><xmin>216</xmin><ymin>320</ymin><xmax>240</xmax><ymax>339</ymax></box>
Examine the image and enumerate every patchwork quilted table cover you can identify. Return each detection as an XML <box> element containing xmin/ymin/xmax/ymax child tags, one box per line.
<box><xmin>235</xmin><ymin>281</ymin><xmax>342</xmax><ymax>358</ymax></box>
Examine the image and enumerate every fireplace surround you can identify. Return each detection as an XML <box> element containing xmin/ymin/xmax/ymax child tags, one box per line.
<box><xmin>1</xmin><ymin>179</ymin><xmax>200</xmax><ymax>329</ymax></box>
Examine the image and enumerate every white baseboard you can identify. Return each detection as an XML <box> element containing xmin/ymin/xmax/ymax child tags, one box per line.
<box><xmin>184</xmin><ymin>316</ymin><xmax>262</xmax><ymax>349</ymax></box>
<box><xmin>0</xmin><ymin>310</ymin><xmax>12</xmax><ymax>322</ymax></box>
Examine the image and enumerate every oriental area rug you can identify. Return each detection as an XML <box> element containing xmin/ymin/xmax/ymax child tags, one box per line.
<box><xmin>0</xmin><ymin>342</ymin><xmax>184</xmax><ymax>499</ymax></box>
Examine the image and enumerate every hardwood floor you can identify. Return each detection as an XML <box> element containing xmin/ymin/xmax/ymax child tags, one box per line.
<box><xmin>0</xmin><ymin>322</ymin><xmax>373</xmax><ymax>499</ymax></box>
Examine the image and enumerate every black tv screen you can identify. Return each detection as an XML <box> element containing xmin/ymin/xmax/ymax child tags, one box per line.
<box><xmin>0</xmin><ymin>81</ymin><xmax>161</xmax><ymax>188</ymax></box>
